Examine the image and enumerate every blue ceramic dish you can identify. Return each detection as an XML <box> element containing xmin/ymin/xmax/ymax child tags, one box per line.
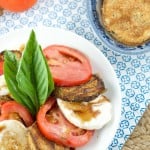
<box><xmin>87</xmin><ymin>0</ymin><xmax>150</xmax><ymax>55</ymax></box>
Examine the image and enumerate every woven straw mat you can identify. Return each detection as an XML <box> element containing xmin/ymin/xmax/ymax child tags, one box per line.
<box><xmin>122</xmin><ymin>105</ymin><xmax>150</xmax><ymax>150</ymax></box>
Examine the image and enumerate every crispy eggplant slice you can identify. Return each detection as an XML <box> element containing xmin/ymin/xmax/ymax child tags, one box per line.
<box><xmin>0</xmin><ymin>95</ymin><xmax>13</xmax><ymax>101</ymax></box>
<box><xmin>0</xmin><ymin>50</ymin><xmax>22</xmax><ymax>61</ymax></box>
<box><xmin>27</xmin><ymin>123</ymin><xmax>72</xmax><ymax>150</ymax></box>
<box><xmin>53</xmin><ymin>75</ymin><xmax>105</xmax><ymax>102</ymax></box>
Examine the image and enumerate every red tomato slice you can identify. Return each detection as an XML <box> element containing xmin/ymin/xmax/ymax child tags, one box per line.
<box><xmin>0</xmin><ymin>0</ymin><xmax>37</xmax><ymax>12</ymax></box>
<box><xmin>0</xmin><ymin>101</ymin><xmax>34</xmax><ymax>126</ymax></box>
<box><xmin>37</xmin><ymin>97</ymin><xmax>94</xmax><ymax>147</ymax></box>
<box><xmin>43</xmin><ymin>45</ymin><xmax>92</xmax><ymax>86</ymax></box>
<box><xmin>0</xmin><ymin>61</ymin><xmax>4</xmax><ymax>75</ymax></box>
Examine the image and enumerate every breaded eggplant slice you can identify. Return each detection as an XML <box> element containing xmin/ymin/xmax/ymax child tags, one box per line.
<box><xmin>53</xmin><ymin>75</ymin><xmax>105</xmax><ymax>102</ymax></box>
<box><xmin>0</xmin><ymin>95</ymin><xmax>13</xmax><ymax>105</ymax></box>
<box><xmin>27</xmin><ymin>123</ymin><xmax>72</xmax><ymax>150</ymax></box>
<box><xmin>101</xmin><ymin>0</ymin><xmax>150</xmax><ymax>46</ymax></box>
<box><xmin>0</xmin><ymin>95</ymin><xmax>13</xmax><ymax>101</ymax></box>
<box><xmin>0</xmin><ymin>50</ymin><xmax>22</xmax><ymax>61</ymax></box>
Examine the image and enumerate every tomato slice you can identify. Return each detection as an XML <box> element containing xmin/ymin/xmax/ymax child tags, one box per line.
<box><xmin>0</xmin><ymin>61</ymin><xmax>4</xmax><ymax>75</ymax></box>
<box><xmin>0</xmin><ymin>101</ymin><xmax>34</xmax><ymax>126</ymax></box>
<box><xmin>43</xmin><ymin>45</ymin><xmax>92</xmax><ymax>86</ymax></box>
<box><xmin>0</xmin><ymin>0</ymin><xmax>37</xmax><ymax>12</ymax></box>
<box><xmin>37</xmin><ymin>97</ymin><xmax>94</xmax><ymax>147</ymax></box>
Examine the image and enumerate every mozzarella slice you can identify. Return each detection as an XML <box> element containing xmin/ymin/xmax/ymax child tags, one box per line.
<box><xmin>0</xmin><ymin>120</ymin><xmax>28</xmax><ymax>150</ymax></box>
<box><xmin>57</xmin><ymin>95</ymin><xmax>112</xmax><ymax>130</ymax></box>
<box><xmin>0</xmin><ymin>75</ymin><xmax>9</xmax><ymax>96</ymax></box>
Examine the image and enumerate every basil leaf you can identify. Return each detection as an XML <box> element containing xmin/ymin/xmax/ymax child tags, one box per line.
<box><xmin>33</xmin><ymin>45</ymin><xmax>49</xmax><ymax>105</ymax></box>
<box><xmin>16</xmin><ymin>30</ymin><xmax>39</xmax><ymax>111</ymax></box>
<box><xmin>16</xmin><ymin>30</ymin><xmax>54</xmax><ymax>109</ymax></box>
<box><xmin>39</xmin><ymin>45</ymin><xmax>54</xmax><ymax>99</ymax></box>
<box><xmin>4</xmin><ymin>30</ymin><xmax>54</xmax><ymax>115</ymax></box>
<box><xmin>4</xmin><ymin>51</ymin><xmax>36</xmax><ymax>115</ymax></box>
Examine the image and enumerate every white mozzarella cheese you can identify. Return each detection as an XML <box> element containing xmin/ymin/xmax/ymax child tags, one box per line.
<box><xmin>57</xmin><ymin>95</ymin><xmax>112</xmax><ymax>130</ymax></box>
<box><xmin>0</xmin><ymin>120</ymin><xmax>28</xmax><ymax>150</ymax></box>
<box><xmin>0</xmin><ymin>75</ymin><xmax>9</xmax><ymax>96</ymax></box>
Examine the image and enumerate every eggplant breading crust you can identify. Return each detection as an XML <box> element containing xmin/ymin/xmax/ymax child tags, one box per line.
<box><xmin>0</xmin><ymin>95</ymin><xmax>13</xmax><ymax>101</ymax></box>
<box><xmin>53</xmin><ymin>75</ymin><xmax>106</xmax><ymax>102</ymax></box>
<box><xmin>27</xmin><ymin>123</ymin><xmax>73</xmax><ymax>150</ymax></box>
<box><xmin>0</xmin><ymin>50</ymin><xmax>22</xmax><ymax>61</ymax></box>
<box><xmin>101</xmin><ymin>0</ymin><xmax>150</xmax><ymax>46</ymax></box>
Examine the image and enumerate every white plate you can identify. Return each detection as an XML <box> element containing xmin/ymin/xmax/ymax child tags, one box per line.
<box><xmin>0</xmin><ymin>27</ymin><xmax>122</xmax><ymax>150</ymax></box>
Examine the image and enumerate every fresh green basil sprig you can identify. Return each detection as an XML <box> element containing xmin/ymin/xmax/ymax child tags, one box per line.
<box><xmin>4</xmin><ymin>30</ymin><xmax>54</xmax><ymax>116</ymax></box>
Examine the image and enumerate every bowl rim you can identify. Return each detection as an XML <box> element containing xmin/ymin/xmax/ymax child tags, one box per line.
<box><xmin>87</xmin><ymin>0</ymin><xmax>150</xmax><ymax>55</ymax></box>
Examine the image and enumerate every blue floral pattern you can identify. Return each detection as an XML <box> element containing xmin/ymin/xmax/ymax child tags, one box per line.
<box><xmin>0</xmin><ymin>0</ymin><xmax>150</xmax><ymax>150</ymax></box>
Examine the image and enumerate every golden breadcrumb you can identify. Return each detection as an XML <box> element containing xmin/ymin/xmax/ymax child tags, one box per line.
<box><xmin>101</xmin><ymin>0</ymin><xmax>150</xmax><ymax>46</ymax></box>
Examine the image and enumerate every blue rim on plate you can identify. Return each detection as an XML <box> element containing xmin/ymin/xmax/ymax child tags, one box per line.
<box><xmin>87</xmin><ymin>0</ymin><xmax>150</xmax><ymax>55</ymax></box>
